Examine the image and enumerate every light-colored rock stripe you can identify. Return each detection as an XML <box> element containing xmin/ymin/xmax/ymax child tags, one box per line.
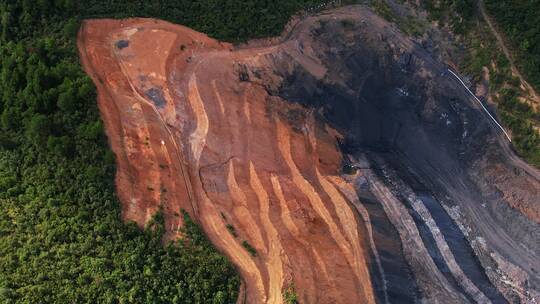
<box><xmin>249</xmin><ymin>163</ymin><xmax>284</xmax><ymax>304</ymax></box>
<box><xmin>187</xmin><ymin>74</ymin><xmax>209</xmax><ymax>164</ymax></box>
<box><xmin>328</xmin><ymin>176</ymin><xmax>389</xmax><ymax>304</ymax></box>
<box><xmin>227</xmin><ymin>161</ymin><xmax>268</xmax><ymax>254</ymax></box>
<box><xmin>275</xmin><ymin>120</ymin><xmax>359</xmax><ymax>286</ymax></box>
<box><xmin>198</xmin><ymin>194</ymin><xmax>265</xmax><ymax>302</ymax></box>
<box><xmin>211</xmin><ymin>79</ymin><xmax>226</xmax><ymax>115</ymax></box>
<box><xmin>269</xmin><ymin>174</ymin><xmax>318</xmax><ymax>304</ymax></box>
<box><xmin>243</xmin><ymin>88</ymin><xmax>252</xmax><ymax>124</ymax></box>
<box><xmin>316</xmin><ymin>171</ymin><xmax>375</xmax><ymax>303</ymax></box>
<box><xmin>304</xmin><ymin>112</ymin><xmax>372</xmax><ymax>296</ymax></box>
<box><xmin>311</xmin><ymin>247</ymin><xmax>344</xmax><ymax>303</ymax></box>
<box><xmin>408</xmin><ymin>194</ymin><xmax>491</xmax><ymax>303</ymax></box>
<box><xmin>270</xmin><ymin>175</ymin><xmax>304</xmax><ymax>242</ymax></box>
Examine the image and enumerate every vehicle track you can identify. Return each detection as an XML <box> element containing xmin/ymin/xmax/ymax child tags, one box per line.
<box><xmin>478</xmin><ymin>0</ymin><xmax>539</xmax><ymax>104</ymax></box>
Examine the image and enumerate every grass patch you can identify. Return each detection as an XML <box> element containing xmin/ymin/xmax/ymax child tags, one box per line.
<box><xmin>242</xmin><ymin>240</ymin><xmax>258</xmax><ymax>257</ymax></box>
<box><xmin>283</xmin><ymin>284</ymin><xmax>299</xmax><ymax>304</ymax></box>
<box><xmin>226</xmin><ymin>224</ymin><xmax>238</xmax><ymax>238</ymax></box>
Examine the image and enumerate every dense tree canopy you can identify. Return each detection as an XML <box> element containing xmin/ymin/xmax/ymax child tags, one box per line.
<box><xmin>482</xmin><ymin>0</ymin><xmax>540</xmax><ymax>166</ymax></box>
<box><xmin>485</xmin><ymin>0</ymin><xmax>540</xmax><ymax>92</ymax></box>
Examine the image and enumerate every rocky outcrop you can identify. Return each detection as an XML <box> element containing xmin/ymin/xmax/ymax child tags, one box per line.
<box><xmin>78</xmin><ymin>5</ymin><xmax>540</xmax><ymax>303</ymax></box>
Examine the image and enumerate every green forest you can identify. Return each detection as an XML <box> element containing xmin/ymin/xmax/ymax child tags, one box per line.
<box><xmin>0</xmin><ymin>0</ymin><xmax>328</xmax><ymax>303</ymax></box>
<box><xmin>423</xmin><ymin>0</ymin><xmax>540</xmax><ymax>166</ymax></box>
<box><xmin>485</xmin><ymin>0</ymin><xmax>540</xmax><ymax>93</ymax></box>
<box><xmin>480</xmin><ymin>0</ymin><xmax>540</xmax><ymax>166</ymax></box>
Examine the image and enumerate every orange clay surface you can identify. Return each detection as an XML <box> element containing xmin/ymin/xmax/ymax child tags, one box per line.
<box><xmin>78</xmin><ymin>18</ymin><xmax>375</xmax><ymax>304</ymax></box>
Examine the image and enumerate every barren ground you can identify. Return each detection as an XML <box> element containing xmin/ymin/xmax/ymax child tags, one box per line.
<box><xmin>78</xmin><ymin>17</ymin><xmax>375</xmax><ymax>304</ymax></box>
<box><xmin>78</xmin><ymin>5</ymin><xmax>539</xmax><ymax>303</ymax></box>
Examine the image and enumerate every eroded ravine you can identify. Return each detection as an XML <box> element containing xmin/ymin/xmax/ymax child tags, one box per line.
<box><xmin>78</xmin><ymin>5</ymin><xmax>540</xmax><ymax>303</ymax></box>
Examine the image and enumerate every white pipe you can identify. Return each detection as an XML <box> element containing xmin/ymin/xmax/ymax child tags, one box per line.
<box><xmin>447</xmin><ymin>69</ymin><xmax>512</xmax><ymax>142</ymax></box>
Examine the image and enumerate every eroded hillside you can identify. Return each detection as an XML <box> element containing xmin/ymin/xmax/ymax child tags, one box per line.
<box><xmin>78</xmin><ymin>5</ymin><xmax>540</xmax><ymax>304</ymax></box>
<box><xmin>78</xmin><ymin>16</ymin><xmax>377</xmax><ymax>304</ymax></box>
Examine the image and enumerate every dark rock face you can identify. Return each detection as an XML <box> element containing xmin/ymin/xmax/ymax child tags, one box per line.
<box><xmin>242</xmin><ymin>5</ymin><xmax>539</xmax><ymax>303</ymax></box>
<box><xmin>355</xmin><ymin>176</ymin><xmax>419</xmax><ymax>303</ymax></box>
<box><xmin>276</xmin><ymin>19</ymin><xmax>475</xmax><ymax>159</ymax></box>
<box><xmin>145</xmin><ymin>87</ymin><xmax>166</xmax><ymax>108</ymax></box>
<box><xmin>115</xmin><ymin>39</ymin><xmax>129</xmax><ymax>49</ymax></box>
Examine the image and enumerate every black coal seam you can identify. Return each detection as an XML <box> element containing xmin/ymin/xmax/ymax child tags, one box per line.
<box><xmin>420</xmin><ymin>194</ymin><xmax>508</xmax><ymax>304</ymax></box>
<box><xmin>371</xmin><ymin>153</ymin><xmax>507</xmax><ymax>303</ymax></box>
<box><xmin>360</xmin><ymin>216</ymin><xmax>388</xmax><ymax>304</ymax></box>
<box><xmin>359</xmin><ymin>167</ymin><xmax>421</xmax><ymax>303</ymax></box>
<box><xmin>380</xmin><ymin>150</ymin><xmax>507</xmax><ymax>303</ymax></box>
<box><xmin>405</xmin><ymin>201</ymin><xmax>476</xmax><ymax>303</ymax></box>
<box><xmin>354</xmin><ymin>179</ymin><xmax>418</xmax><ymax>304</ymax></box>
<box><xmin>367</xmin><ymin>163</ymin><xmax>472</xmax><ymax>302</ymax></box>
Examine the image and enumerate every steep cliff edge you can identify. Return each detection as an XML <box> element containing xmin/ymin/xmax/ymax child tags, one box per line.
<box><xmin>78</xmin><ymin>5</ymin><xmax>539</xmax><ymax>303</ymax></box>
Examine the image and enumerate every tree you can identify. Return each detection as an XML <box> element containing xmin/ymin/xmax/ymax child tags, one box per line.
<box><xmin>1</xmin><ymin>107</ymin><xmax>19</xmax><ymax>130</ymax></box>
<box><xmin>57</xmin><ymin>87</ymin><xmax>76</xmax><ymax>112</ymax></box>
<box><xmin>26</xmin><ymin>114</ymin><xmax>50</xmax><ymax>141</ymax></box>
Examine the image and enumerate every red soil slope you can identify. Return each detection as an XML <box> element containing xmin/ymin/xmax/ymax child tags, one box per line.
<box><xmin>78</xmin><ymin>19</ymin><xmax>375</xmax><ymax>303</ymax></box>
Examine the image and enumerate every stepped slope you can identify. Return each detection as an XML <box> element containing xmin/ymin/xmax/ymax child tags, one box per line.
<box><xmin>78</xmin><ymin>17</ymin><xmax>375</xmax><ymax>304</ymax></box>
<box><xmin>79</xmin><ymin>5</ymin><xmax>539</xmax><ymax>303</ymax></box>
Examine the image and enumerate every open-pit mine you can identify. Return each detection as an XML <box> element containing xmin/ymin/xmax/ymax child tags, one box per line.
<box><xmin>78</xmin><ymin>5</ymin><xmax>539</xmax><ymax>304</ymax></box>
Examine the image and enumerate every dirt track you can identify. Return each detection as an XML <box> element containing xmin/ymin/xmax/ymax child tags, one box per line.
<box><xmin>478</xmin><ymin>0</ymin><xmax>539</xmax><ymax>107</ymax></box>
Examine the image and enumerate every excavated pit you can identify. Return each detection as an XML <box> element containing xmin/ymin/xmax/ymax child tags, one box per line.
<box><xmin>78</xmin><ymin>5</ymin><xmax>539</xmax><ymax>303</ymax></box>
<box><xmin>264</xmin><ymin>10</ymin><xmax>540</xmax><ymax>302</ymax></box>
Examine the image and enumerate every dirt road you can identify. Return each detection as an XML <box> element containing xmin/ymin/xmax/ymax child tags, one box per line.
<box><xmin>478</xmin><ymin>0</ymin><xmax>539</xmax><ymax>104</ymax></box>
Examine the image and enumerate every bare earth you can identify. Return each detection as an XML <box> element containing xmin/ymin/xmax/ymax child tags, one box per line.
<box><xmin>78</xmin><ymin>5</ymin><xmax>540</xmax><ymax>303</ymax></box>
<box><xmin>78</xmin><ymin>18</ymin><xmax>375</xmax><ymax>304</ymax></box>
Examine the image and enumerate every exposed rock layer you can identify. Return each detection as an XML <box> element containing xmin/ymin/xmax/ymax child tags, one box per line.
<box><xmin>78</xmin><ymin>15</ymin><xmax>376</xmax><ymax>304</ymax></box>
<box><xmin>78</xmin><ymin>5</ymin><xmax>540</xmax><ymax>303</ymax></box>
